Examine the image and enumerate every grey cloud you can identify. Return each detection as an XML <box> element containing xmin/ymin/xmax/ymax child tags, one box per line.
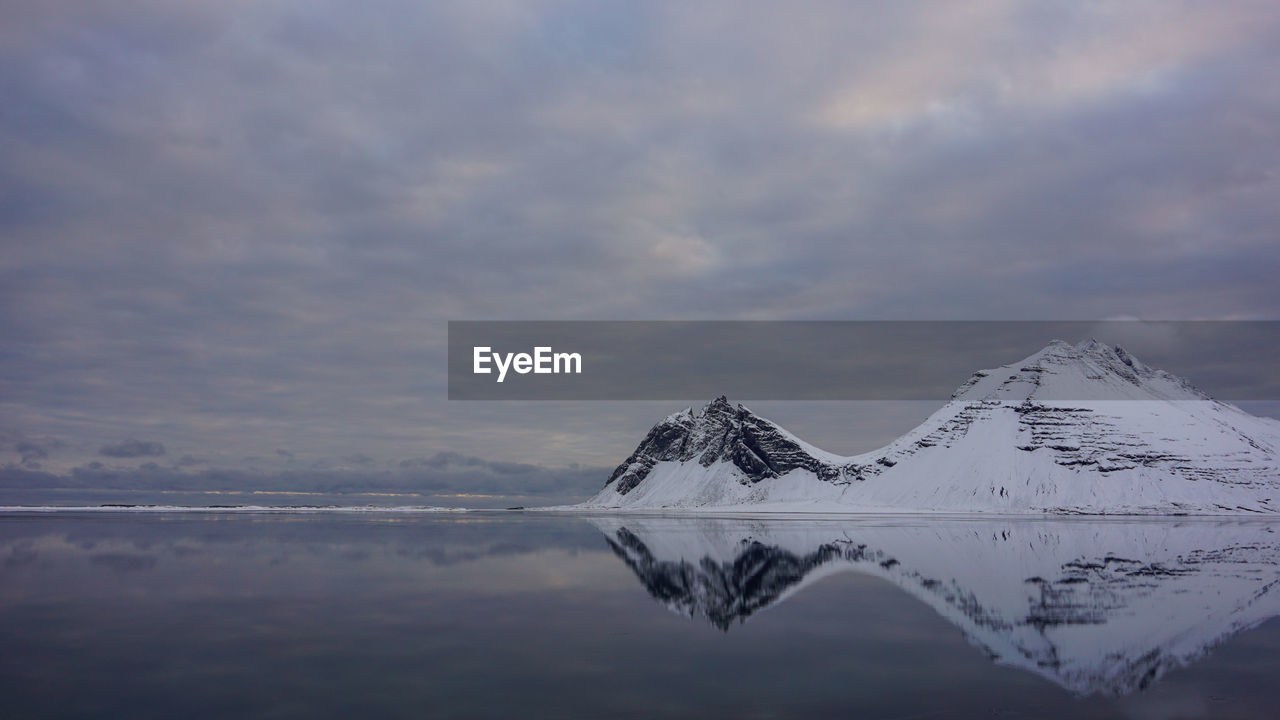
<box><xmin>2</xmin><ymin>434</ymin><xmax>66</xmax><ymax>468</ymax></box>
<box><xmin>400</xmin><ymin>452</ymin><xmax>540</xmax><ymax>476</ymax></box>
<box><xmin>14</xmin><ymin>438</ymin><xmax>66</xmax><ymax>467</ymax></box>
<box><xmin>341</xmin><ymin>454</ymin><xmax>376</xmax><ymax>467</ymax></box>
<box><xmin>0</xmin><ymin>453</ymin><xmax>611</xmax><ymax>502</ymax></box>
<box><xmin>1</xmin><ymin>1</ymin><xmax>1278</xmax><ymax>480</ymax></box>
<box><xmin>99</xmin><ymin>439</ymin><xmax>166</xmax><ymax>458</ymax></box>
<box><xmin>15</xmin><ymin>441</ymin><xmax>48</xmax><ymax>461</ymax></box>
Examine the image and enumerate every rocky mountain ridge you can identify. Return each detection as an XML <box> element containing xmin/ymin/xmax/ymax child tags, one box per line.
<box><xmin>586</xmin><ymin>340</ymin><xmax>1280</xmax><ymax>513</ymax></box>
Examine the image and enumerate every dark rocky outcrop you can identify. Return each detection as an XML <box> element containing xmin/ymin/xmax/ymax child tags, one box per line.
<box><xmin>605</xmin><ymin>396</ymin><xmax>853</xmax><ymax>495</ymax></box>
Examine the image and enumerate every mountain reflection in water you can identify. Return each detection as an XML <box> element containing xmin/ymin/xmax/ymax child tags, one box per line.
<box><xmin>595</xmin><ymin>516</ymin><xmax>1280</xmax><ymax>696</ymax></box>
<box><xmin>5</xmin><ymin>511</ymin><xmax>1280</xmax><ymax>718</ymax></box>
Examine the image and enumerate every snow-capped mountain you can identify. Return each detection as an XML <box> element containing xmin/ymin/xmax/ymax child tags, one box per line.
<box><xmin>582</xmin><ymin>340</ymin><xmax>1280</xmax><ymax>514</ymax></box>
<box><xmin>593</xmin><ymin>517</ymin><xmax>1280</xmax><ymax>696</ymax></box>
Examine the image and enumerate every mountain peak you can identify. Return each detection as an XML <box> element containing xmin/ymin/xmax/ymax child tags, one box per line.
<box><xmin>950</xmin><ymin>339</ymin><xmax>1208</xmax><ymax>402</ymax></box>
<box><xmin>585</xmin><ymin>340</ymin><xmax>1278</xmax><ymax>514</ymax></box>
<box><xmin>604</xmin><ymin>395</ymin><xmax>848</xmax><ymax>496</ymax></box>
<box><xmin>702</xmin><ymin>394</ymin><xmax>738</xmax><ymax>414</ymax></box>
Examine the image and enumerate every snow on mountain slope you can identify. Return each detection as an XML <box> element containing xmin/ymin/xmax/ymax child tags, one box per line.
<box><xmin>592</xmin><ymin>516</ymin><xmax>1280</xmax><ymax>696</ymax></box>
<box><xmin>580</xmin><ymin>340</ymin><xmax>1280</xmax><ymax>514</ymax></box>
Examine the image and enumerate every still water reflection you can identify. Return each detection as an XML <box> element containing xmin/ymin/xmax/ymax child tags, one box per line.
<box><xmin>2</xmin><ymin>511</ymin><xmax>1279</xmax><ymax>719</ymax></box>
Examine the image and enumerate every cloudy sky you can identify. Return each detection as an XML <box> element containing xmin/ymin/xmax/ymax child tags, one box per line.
<box><xmin>3</xmin><ymin>1</ymin><xmax>1279</xmax><ymax>502</ymax></box>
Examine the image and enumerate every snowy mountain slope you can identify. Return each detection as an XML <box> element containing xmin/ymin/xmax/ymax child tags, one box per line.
<box><xmin>592</xmin><ymin>516</ymin><xmax>1280</xmax><ymax>696</ymax></box>
<box><xmin>580</xmin><ymin>340</ymin><xmax>1280</xmax><ymax>514</ymax></box>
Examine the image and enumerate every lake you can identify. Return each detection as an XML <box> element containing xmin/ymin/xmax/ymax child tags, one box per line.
<box><xmin>3</xmin><ymin>511</ymin><xmax>1280</xmax><ymax>718</ymax></box>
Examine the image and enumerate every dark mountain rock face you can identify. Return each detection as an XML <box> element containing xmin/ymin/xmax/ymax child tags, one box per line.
<box><xmin>604</xmin><ymin>396</ymin><xmax>851</xmax><ymax>495</ymax></box>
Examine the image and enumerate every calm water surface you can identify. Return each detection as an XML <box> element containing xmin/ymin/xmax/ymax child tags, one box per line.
<box><xmin>3</xmin><ymin>511</ymin><xmax>1280</xmax><ymax>719</ymax></box>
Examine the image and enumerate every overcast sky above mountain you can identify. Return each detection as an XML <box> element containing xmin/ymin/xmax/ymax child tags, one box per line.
<box><xmin>2</xmin><ymin>1</ymin><xmax>1279</xmax><ymax>499</ymax></box>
